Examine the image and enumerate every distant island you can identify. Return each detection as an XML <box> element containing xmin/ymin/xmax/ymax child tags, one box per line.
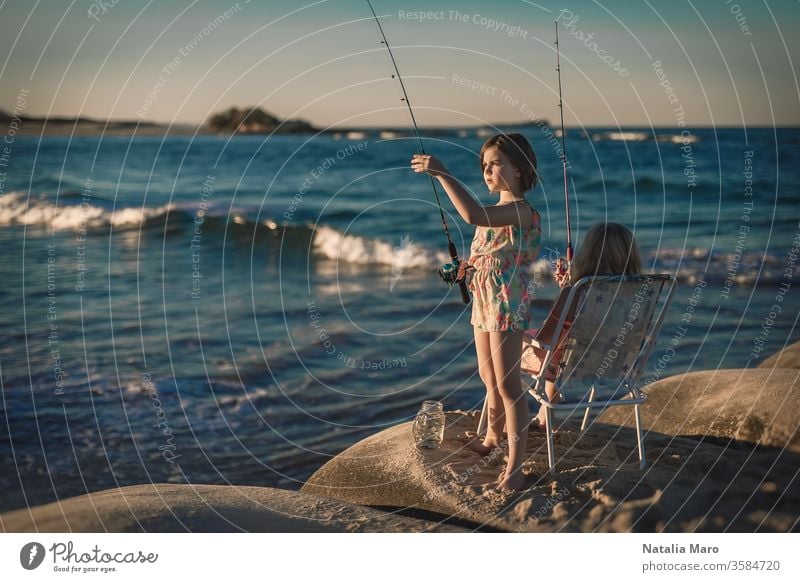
<box><xmin>206</xmin><ymin>106</ymin><xmax>316</xmax><ymax>134</ymax></box>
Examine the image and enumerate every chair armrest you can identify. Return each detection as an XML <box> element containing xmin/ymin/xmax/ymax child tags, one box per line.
<box><xmin>527</xmin><ymin>336</ymin><xmax>549</xmax><ymax>350</ymax></box>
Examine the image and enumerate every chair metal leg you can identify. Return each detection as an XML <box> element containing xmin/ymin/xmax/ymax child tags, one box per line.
<box><xmin>580</xmin><ymin>386</ymin><xmax>596</xmax><ymax>432</ymax></box>
<box><xmin>545</xmin><ymin>406</ymin><xmax>556</xmax><ymax>473</ymax></box>
<box><xmin>634</xmin><ymin>403</ymin><xmax>646</xmax><ymax>469</ymax></box>
<box><xmin>477</xmin><ymin>398</ymin><xmax>488</xmax><ymax>435</ymax></box>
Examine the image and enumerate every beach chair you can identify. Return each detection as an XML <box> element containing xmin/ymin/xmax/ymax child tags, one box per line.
<box><xmin>477</xmin><ymin>274</ymin><xmax>675</xmax><ymax>472</ymax></box>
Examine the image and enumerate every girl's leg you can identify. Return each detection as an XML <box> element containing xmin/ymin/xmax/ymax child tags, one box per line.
<box><xmin>523</xmin><ymin>340</ymin><xmax>561</xmax><ymax>425</ymax></box>
<box><xmin>490</xmin><ymin>330</ymin><xmax>529</xmax><ymax>492</ymax></box>
<box><xmin>535</xmin><ymin>380</ymin><xmax>562</xmax><ymax>425</ymax></box>
<box><xmin>472</xmin><ymin>328</ymin><xmax>505</xmax><ymax>454</ymax></box>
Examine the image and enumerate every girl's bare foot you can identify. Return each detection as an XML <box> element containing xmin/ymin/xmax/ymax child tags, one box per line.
<box><xmin>530</xmin><ymin>416</ymin><xmax>561</xmax><ymax>436</ymax></box>
<box><xmin>465</xmin><ymin>435</ymin><xmax>503</xmax><ymax>457</ymax></box>
<box><xmin>497</xmin><ymin>471</ymin><xmax>527</xmax><ymax>493</ymax></box>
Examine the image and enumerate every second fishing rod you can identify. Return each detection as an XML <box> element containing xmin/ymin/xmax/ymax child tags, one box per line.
<box><xmin>554</xmin><ymin>20</ymin><xmax>574</xmax><ymax>279</ymax></box>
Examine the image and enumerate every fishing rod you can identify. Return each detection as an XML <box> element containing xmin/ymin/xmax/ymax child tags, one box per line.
<box><xmin>554</xmin><ymin>21</ymin><xmax>574</xmax><ymax>280</ymax></box>
<box><xmin>365</xmin><ymin>0</ymin><xmax>470</xmax><ymax>304</ymax></box>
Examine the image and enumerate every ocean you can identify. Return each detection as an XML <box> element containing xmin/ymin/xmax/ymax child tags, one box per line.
<box><xmin>1</xmin><ymin>126</ymin><xmax>798</xmax><ymax>512</ymax></box>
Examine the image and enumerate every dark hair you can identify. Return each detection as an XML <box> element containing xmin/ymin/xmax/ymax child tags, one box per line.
<box><xmin>570</xmin><ymin>222</ymin><xmax>642</xmax><ymax>284</ymax></box>
<box><xmin>479</xmin><ymin>132</ymin><xmax>538</xmax><ymax>192</ymax></box>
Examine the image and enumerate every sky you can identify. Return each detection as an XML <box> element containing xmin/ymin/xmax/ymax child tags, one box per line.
<box><xmin>0</xmin><ymin>0</ymin><xmax>798</xmax><ymax>128</ymax></box>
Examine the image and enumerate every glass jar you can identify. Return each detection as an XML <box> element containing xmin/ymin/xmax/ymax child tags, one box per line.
<box><xmin>412</xmin><ymin>400</ymin><xmax>445</xmax><ymax>449</ymax></box>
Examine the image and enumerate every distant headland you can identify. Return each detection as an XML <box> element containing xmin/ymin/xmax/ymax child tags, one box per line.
<box><xmin>0</xmin><ymin>106</ymin><xmax>549</xmax><ymax>138</ymax></box>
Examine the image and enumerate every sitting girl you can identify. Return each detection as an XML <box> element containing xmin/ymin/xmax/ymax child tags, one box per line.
<box><xmin>522</xmin><ymin>222</ymin><xmax>643</xmax><ymax>429</ymax></box>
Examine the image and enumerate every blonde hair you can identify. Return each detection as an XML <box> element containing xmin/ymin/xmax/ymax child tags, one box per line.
<box><xmin>570</xmin><ymin>222</ymin><xmax>642</xmax><ymax>284</ymax></box>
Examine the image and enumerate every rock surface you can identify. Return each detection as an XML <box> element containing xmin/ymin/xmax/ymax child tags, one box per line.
<box><xmin>302</xmin><ymin>369</ymin><xmax>800</xmax><ymax>532</ymax></box>
<box><xmin>758</xmin><ymin>340</ymin><xmax>800</xmax><ymax>370</ymax></box>
<box><xmin>600</xmin><ymin>369</ymin><xmax>800</xmax><ymax>452</ymax></box>
<box><xmin>0</xmin><ymin>483</ymin><xmax>466</xmax><ymax>533</ymax></box>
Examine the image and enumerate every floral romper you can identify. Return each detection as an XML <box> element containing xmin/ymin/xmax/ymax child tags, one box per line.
<box><xmin>468</xmin><ymin>201</ymin><xmax>542</xmax><ymax>332</ymax></box>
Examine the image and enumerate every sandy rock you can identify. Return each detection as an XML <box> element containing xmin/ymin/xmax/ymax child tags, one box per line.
<box><xmin>758</xmin><ymin>340</ymin><xmax>800</xmax><ymax>370</ymax></box>
<box><xmin>303</xmin><ymin>404</ymin><xmax>800</xmax><ymax>532</ymax></box>
<box><xmin>600</xmin><ymin>369</ymin><xmax>800</xmax><ymax>452</ymax></box>
<box><xmin>0</xmin><ymin>483</ymin><xmax>466</xmax><ymax>533</ymax></box>
<box><xmin>302</xmin><ymin>411</ymin><xmax>521</xmax><ymax>531</ymax></box>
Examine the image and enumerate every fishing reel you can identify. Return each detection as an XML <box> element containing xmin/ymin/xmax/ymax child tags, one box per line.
<box><xmin>554</xmin><ymin>257</ymin><xmax>568</xmax><ymax>280</ymax></box>
<box><xmin>554</xmin><ymin>256</ymin><xmax>572</xmax><ymax>288</ymax></box>
<box><xmin>437</xmin><ymin>261</ymin><xmax>460</xmax><ymax>285</ymax></box>
<box><xmin>438</xmin><ymin>244</ymin><xmax>472</xmax><ymax>304</ymax></box>
<box><xmin>437</xmin><ymin>261</ymin><xmax>472</xmax><ymax>305</ymax></box>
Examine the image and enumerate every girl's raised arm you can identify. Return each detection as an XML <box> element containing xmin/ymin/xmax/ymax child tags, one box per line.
<box><xmin>410</xmin><ymin>154</ymin><xmax>533</xmax><ymax>229</ymax></box>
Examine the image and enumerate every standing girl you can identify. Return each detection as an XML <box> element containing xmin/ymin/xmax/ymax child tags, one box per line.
<box><xmin>411</xmin><ymin>133</ymin><xmax>541</xmax><ymax>492</ymax></box>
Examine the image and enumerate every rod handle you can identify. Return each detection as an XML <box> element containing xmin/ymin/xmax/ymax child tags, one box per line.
<box><xmin>458</xmin><ymin>280</ymin><xmax>471</xmax><ymax>304</ymax></box>
<box><xmin>448</xmin><ymin>242</ymin><xmax>471</xmax><ymax>304</ymax></box>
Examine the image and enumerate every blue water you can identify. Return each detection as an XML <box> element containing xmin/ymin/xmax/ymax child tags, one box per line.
<box><xmin>1</xmin><ymin>127</ymin><xmax>798</xmax><ymax>511</ymax></box>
